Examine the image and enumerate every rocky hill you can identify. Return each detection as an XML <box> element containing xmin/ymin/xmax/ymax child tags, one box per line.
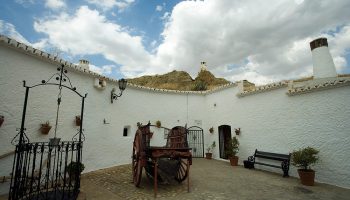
<box><xmin>128</xmin><ymin>70</ymin><xmax>230</xmax><ymax>91</ymax></box>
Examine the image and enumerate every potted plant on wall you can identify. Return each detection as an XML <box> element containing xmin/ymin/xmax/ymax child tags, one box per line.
<box><xmin>205</xmin><ymin>141</ymin><xmax>216</xmax><ymax>159</ymax></box>
<box><xmin>66</xmin><ymin>161</ymin><xmax>85</xmax><ymax>180</ymax></box>
<box><xmin>155</xmin><ymin>120</ymin><xmax>161</xmax><ymax>128</ymax></box>
<box><xmin>75</xmin><ymin>115</ymin><xmax>81</xmax><ymax>126</ymax></box>
<box><xmin>291</xmin><ymin>146</ymin><xmax>319</xmax><ymax>186</ymax></box>
<box><xmin>225</xmin><ymin>137</ymin><xmax>240</xmax><ymax>166</ymax></box>
<box><xmin>209</xmin><ymin>127</ymin><xmax>214</xmax><ymax>134</ymax></box>
<box><xmin>234</xmin><ymin>128</ymin><xmax>241</xmax><ymax>135</ymax></box>
<box><xmin>40</xmin><ymin>121</ymin><xmax>52</xmax><ymax>135</ymax></box>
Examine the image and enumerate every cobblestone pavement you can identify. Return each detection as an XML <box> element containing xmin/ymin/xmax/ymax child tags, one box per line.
<box><xmin>80</xmin><ymin>158</ymin><xmax>350</xmax><ymax>200</ymax></box>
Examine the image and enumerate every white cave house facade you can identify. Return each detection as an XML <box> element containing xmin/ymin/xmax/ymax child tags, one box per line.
<box><xmin>0</xmin><ymin>35</ymin><xmax>350</xmax><ymax>195</ymax></box>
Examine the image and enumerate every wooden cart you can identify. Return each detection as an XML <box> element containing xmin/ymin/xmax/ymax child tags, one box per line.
<box><xmin>132</xmin><ymin>123</ymin><xmax>192</xmax><ymax>197</ymax></box>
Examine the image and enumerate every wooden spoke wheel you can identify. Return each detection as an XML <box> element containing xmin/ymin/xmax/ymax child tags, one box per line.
<box><xmin>175</xmin><ymin>158</ymin><xmax>188</xmax><ymax>183</ymax></box>
<box><xmin>132</xmin><ymin>131</ymin><xmax>143</xmax><ymax>187</ymax></box>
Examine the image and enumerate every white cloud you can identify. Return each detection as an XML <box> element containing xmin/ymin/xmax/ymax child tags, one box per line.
<box><xmin>15</xmin><ymin>0</ymin><xmax>35</xmax><ymax>5</ymax></box>
<box><xmin>32</xmin><ymin>1</ymin><xmax>350</xmax><ymax>84</ymax></box>
<box><xmin>34</xmin><ymin>6</ymin><xmax>152</xmax><ymax>76</ymax></box>
<box><xmin>45</xmin><ymin>0</ymin><xmax>66</xmax><ymax>10</ymax></box>
<box><xmin>0</xmin><ymin>20</ymin><xmax>50</xmax><ymax>49</ymax></box>
<box><xmin>156</xmin><ymin>5</ymin><xmax>163</xmax><ymax>12</ymax></box>
<box><xmin>86</xmin><ymin>0</ymin><xmax>135</xmax><ymax>11</ymax></box>
<box><xmin>151</xmin><ymin>0</ymin><xmax>350</xmax><ymax>83</ymax></box>
<box><xmin>0</xmin><ymin>20</ymin><xmax>31</xmax><ymax>44</ymax></box>
<box><xmin>160</xmin><ymin>12</ymin><xmax>170</xmax><ymax>21</ymax></box>
<box><xmin>89</xmin><ymin>64</ymin><xmax>116</xmax><ymax>75</ymax></box>
<box><xmin>0</xmin><ymin>20</ymin><xmax>51</xmax><ymax>50</ymax></box>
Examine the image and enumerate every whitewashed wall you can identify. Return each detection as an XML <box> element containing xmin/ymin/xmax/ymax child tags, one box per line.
<box><xmin>0</xmin><ymin>41</ymin><xmax>350</xmax><ymax>195</ymax></box>
<box><xmin>0</xmin><ymin>44</ymin><xmax>207</xmax><ymax>194</ymax></box>
<box><xmin>204</xmin><ymin>85</ymin><xmax>350</xmax><ymax>189</ymax></box>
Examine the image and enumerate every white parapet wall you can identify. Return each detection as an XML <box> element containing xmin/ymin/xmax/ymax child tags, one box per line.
<box><xmin>0</xmin><ymin>36</ymin><xmax>350</xmax><ymax>195</ymax></box>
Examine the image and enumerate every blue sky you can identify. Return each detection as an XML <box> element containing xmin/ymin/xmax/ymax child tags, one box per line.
<box><xmin>1</xmin><ymin>0</ymin><xmax>350</xmax><ymax>84</ymax></box>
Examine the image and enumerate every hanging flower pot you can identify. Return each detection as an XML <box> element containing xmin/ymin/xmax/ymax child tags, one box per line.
<box><xmin>234</xmin><ymin>128</ymin><xmax>241</xmax><ymax>135</ymax></box>
<box><xmin>40</xmin><ymin>121</ymin><xmax>52</xmax><ymax>135</ymax></box>
<box><xmin>209</xmin><ymin>127</ymin><xmax>214</xmax><ymax>133</ymax></box>
<box><xmin>75</xmin><ymin>116</ymin><xmax>81</xmax><ymax>126</ymax></box>
<box><xmin>155</xmin><ymin>120</ymin><xmax>161</xmax><ymax>128</ymax></box>
<box><xmin>0</xmin><ymin>115</ymin><xmax>4</xmax><ymax>127</ymax></box>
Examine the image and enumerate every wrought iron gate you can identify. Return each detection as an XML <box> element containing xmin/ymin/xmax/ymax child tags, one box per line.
<box><xmin>187</xmin><ymin>126</ymin><xmax>204</xmax><ymax>158</ymax></box>
<box><xmin>9</xmin><ymin>65</ymin><xmax>87</xmax><ymax>200</ymax></box>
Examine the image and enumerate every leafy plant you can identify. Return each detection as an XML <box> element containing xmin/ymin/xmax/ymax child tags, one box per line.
<box><xmin>155</xmin><ymin>120</ymin><xmax>161</xmax><ymax>128</ymax></box>
<box><xmin>209</xmin><ymin>127</ymin><xmax>214</xmax><ymax>133</ymax></box>
<box><xmin>66</xmin><ymin>161</ymin><xmax>85</xmax><ymax>175</ymax></box>
<box><xmin>225</xmin><ymin>137</ymin><xmax>239</xmax><ymax>158</ymax></box>
<box><xmin>41</xmin><ymin>121</ymin><xmax>50</xmax><ymax>127</ymax></box>
<box><xmin>206</xmin><ymin>141</ymin><xmax>216</xmax><ymax>153</ymax></box>
<box><xmin>291</xmin><ymin>147</ymin><xmax>319</xmax><ymax>171</ymax></box>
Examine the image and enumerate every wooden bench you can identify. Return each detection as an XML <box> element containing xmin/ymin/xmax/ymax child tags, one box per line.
<box><xmin>246</xmin><ymin>149</ymin><xmax>291</xmax><ymax>177</ymax></box>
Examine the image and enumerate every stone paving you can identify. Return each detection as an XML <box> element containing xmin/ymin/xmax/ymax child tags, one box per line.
<box><xmin>80</xmin><ymin>158</ymin><xmax>350</xmax><ymax>200</ymax></box>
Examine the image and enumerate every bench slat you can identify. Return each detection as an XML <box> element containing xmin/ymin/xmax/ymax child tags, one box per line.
<box><xmin>255</xmin><ymin>154</ymin><xmax>289</xmax><ymax>161</ymax></box>
<box><xmin>255</xmin><ymin>162</ymin><xmax>281</xmax><ymax>168</ymax></box>
<box><xmin>255</xmin><ymin>151</ymin><xmax>290</xmax><ymax>159</ymax></box>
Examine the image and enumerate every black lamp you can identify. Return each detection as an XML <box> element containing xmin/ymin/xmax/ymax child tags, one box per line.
<box><xmin>111</xmin><ymin>78</ymin><xmax>127</xmax><ymax>103</ymax></box>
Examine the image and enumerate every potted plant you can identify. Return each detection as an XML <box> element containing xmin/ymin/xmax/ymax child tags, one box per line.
<box><xmin>234</xmin><ymin>128</ymin><xmax>241</xmax><ymax>135</ymax></box>
<box><xmin>205</xmin><ymin>141</ymin><xmax>216</xmax><ymax>159</ymax></box>
<box><xmin>291</xmin><ymin>147</ymin><xmax>319</xmax><ymax>186</ymax></box>
<box><xmin>225</xmin><ymin>137</ymin><xmax>240</xmax><ymax>166</ymax></box>
<box><xmin>40</xmin><ymin>121</ymin><xmax>51</xmax><ymax>135</ymax></box>
<box><xmin>0</xmin><ymin>115</ymin><xmax>4</xmax><ymax>127</ymax></box>
<box><xmin>209</xmin><ymin>127</ymin><xmax>214</xmax><ymax>133</ymax></box>
<box><xmin>155</xmin><ymin>120</ymin><xmax>161</xmax><ymax>128</ymax></box>
<box><xmin>66</xmin><ymin>161</ymin><xmax>85</xmax><ymax>180</ymax></box>
<box><xmin>75</xmin><ymin>115</ymin><xmax>81</xmax><ymax>126</ymax></box>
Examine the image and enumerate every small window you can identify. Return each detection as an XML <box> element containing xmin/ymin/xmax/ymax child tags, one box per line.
<box><xmin>123</xmin><ymin>128</ymin><xmax>128</xmax><ymax>137</ymax></box>
<box><xmin>123</xmin><ymin>126</ymin><xmax>130</xmax><ymax>137</ymax></box>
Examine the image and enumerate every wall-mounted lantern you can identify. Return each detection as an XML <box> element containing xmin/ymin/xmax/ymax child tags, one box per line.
<box><xmin>111</xmin><ymin>78</ymin><xmax>127</xmax><ymax>103</ymax></box>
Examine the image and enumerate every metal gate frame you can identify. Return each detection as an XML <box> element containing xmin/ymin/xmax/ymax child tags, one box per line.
<box><xmin>9</xmin><ymin>64</ymin><xmax>87</xmax><ymax>200</ymax></box>
<box><xmin>187</xmin><ymin>126</ymin><xmax>204</xmax><ymax>158</ymax></box>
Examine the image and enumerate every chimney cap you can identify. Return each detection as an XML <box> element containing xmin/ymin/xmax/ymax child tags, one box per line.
<box><xmin>79</xmin><ymin>59</ymin><xmax>89</xmax><ymax>64</ymax></box>
<box><xmin>310</xmin><ymin>38</ymin><xmax>328</xmax><ymax>51</ymax></box>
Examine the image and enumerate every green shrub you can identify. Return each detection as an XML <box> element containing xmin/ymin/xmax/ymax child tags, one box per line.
<box><xmin>206</xmin><ymin>141</ymin><xmax>216</xmax><ymax>153</ymax></box>
<box><xmin>291</xmin><ymin>147</ymin><xmax>319</xmax><ymax>171</ymax></box>
<box><xmin>225</xmin><ymin>137</ymin><xmax>239</xmax><ymax>157</ymax></box>
<box><xmin>192</xmin><ymin>81</ymin><xmax>207</xmax><ymax>91</ymax></box>
<box><xmin>66</xmin><ymin>161</ymin><xmax>85</xmax><ymax>174</ymax></box>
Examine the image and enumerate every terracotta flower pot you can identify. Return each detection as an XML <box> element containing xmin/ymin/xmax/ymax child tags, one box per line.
<box><xmin>205</xmin><ymin>153</ymin><xmax>212</xmax><ymax>159</ymax></box>
<box><xmin>229</xmin><ymin>156</ymin><xmax>239</xmax><ymax>166</ymax></box>
<box><xmin>298</xmin><ymin>169</ymin><xmax>315</xmax><ymax>186</ymax></box>
<box><xmin>75</xmin><ymin>116</ymin><xmax>81</xmax><ymax>126</ymax></box>
<box><xmin>40</xmin><ymin>125</ymin><xmax>52</xmax><ymax>135</ymax></box>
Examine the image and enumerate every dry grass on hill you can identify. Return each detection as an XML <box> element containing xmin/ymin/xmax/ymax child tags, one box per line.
<box><xmin>128</xmin><ymin>70</ymin><xmax>230</xmax><ymax>91</ymax></box>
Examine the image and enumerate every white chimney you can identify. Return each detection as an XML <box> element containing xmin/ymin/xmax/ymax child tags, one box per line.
<box><xmin>310</xmin><ymin>38</ymin><xmax>337</xmax><ymax>78</ymax></box>
<box><xmin>200</xmin><ymin>61</ymin><xmax>207</xmax><ymax>71</ymax></box>
<box><xmin>79</xmin><ymin>59</ymin><xmax>90</xmax><ymax>71</ymax></box>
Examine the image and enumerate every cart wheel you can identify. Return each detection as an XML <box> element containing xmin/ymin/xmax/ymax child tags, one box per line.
<box><xmin>175</xmin><ymin>159</ymin><xmax>188</xmax><ymax>183</ymax></box>
<box><xmin>132</xmin><ymin>131</ymin><xmax>143</xmax><ymax>187</ymax></box>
